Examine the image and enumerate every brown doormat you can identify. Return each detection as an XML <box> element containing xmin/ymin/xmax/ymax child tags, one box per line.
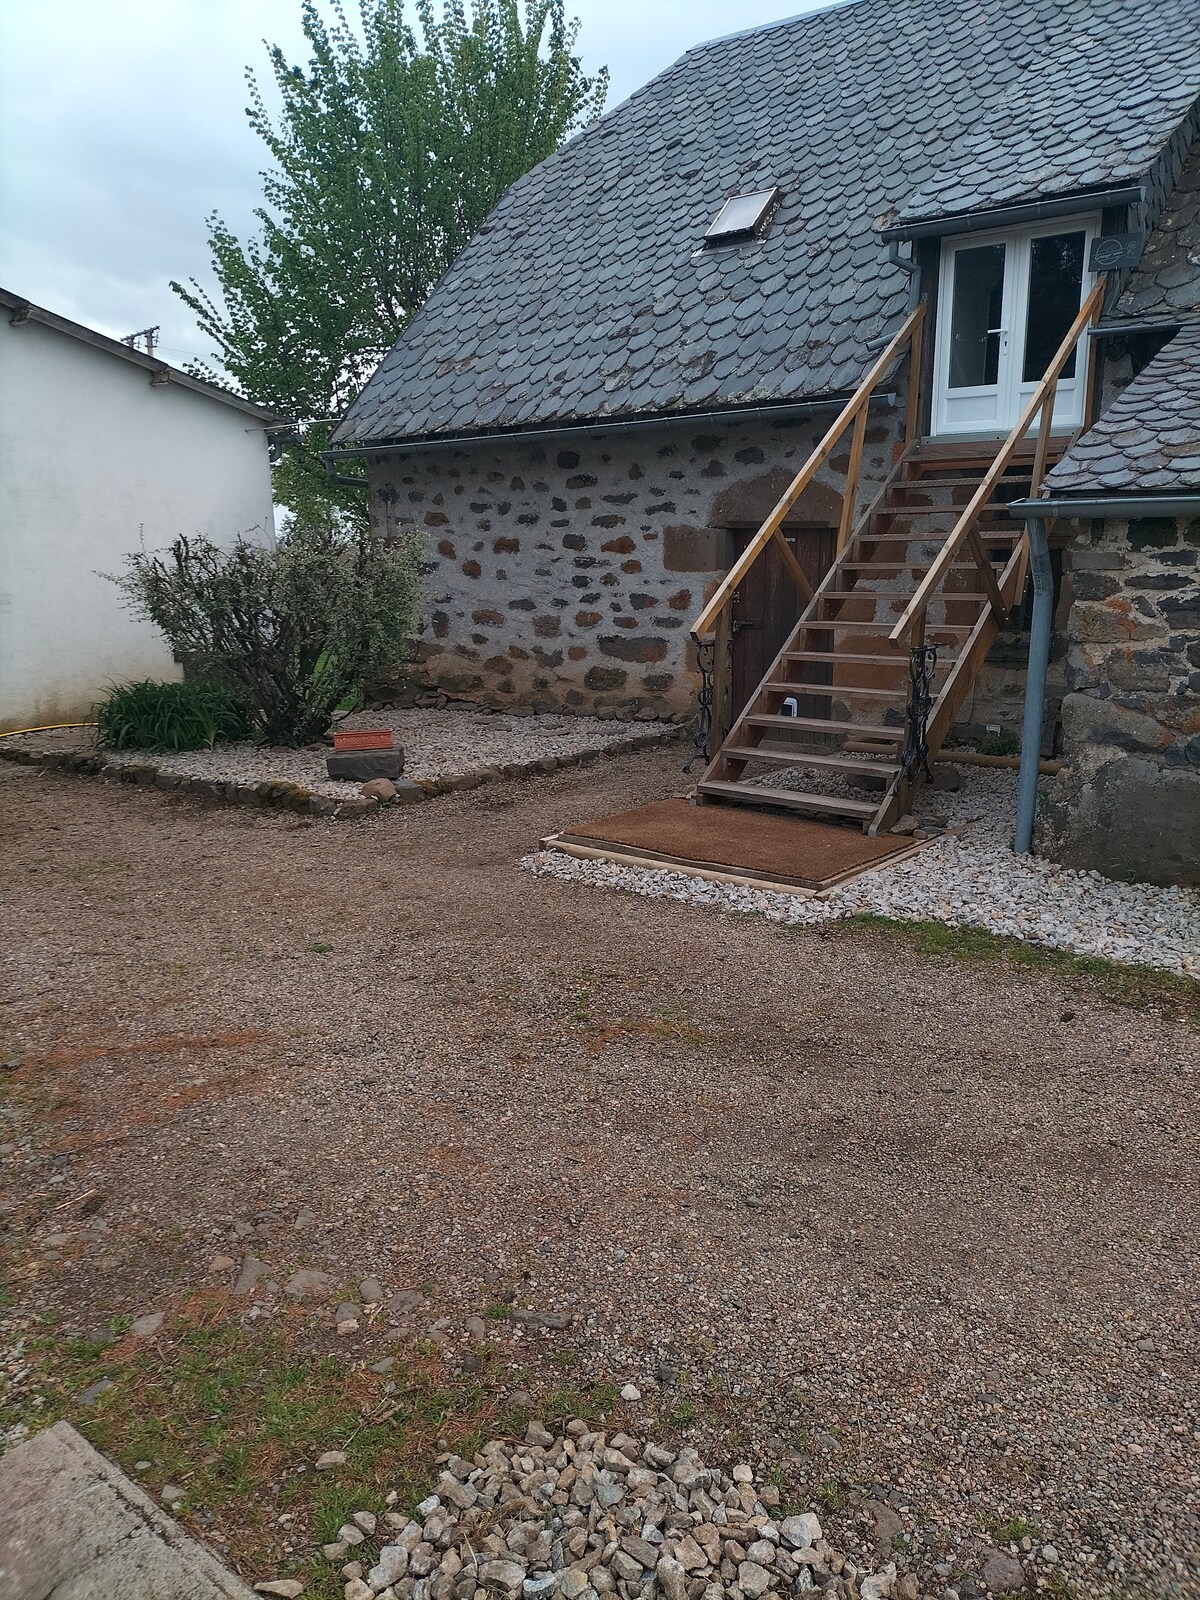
<box><xmin>545</xmin><ymin>796</ymin><xmax>925</xmax><ymax>893</ymax></box>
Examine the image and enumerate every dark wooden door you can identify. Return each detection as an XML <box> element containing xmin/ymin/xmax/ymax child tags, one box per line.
<box><xmin>729</xmin><ymin>524</ymin><xmax>836</xmax><ymax>721</ymax></box>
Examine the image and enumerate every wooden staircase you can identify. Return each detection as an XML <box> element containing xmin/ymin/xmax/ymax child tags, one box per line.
<box><xmin>688</xmin><ymin>280</ymin><xmax>1106</xmax><ymax>837</ymax></box>
<box><xmin>695</xmin><ymin>443</ymin><xmax>1046</xmax><ymax>833</ymax></box>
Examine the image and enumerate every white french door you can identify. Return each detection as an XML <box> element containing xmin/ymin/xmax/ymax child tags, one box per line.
<box><xmin>932</xmin><ymin>217</ymin><xmax>1099</xmax><ymax>437</ymax></box>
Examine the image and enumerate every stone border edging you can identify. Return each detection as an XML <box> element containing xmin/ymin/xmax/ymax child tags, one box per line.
<box><xmin>0</xmin><ymin>726</ymin><xmax>682</xmax><ymax>820</ymax></box>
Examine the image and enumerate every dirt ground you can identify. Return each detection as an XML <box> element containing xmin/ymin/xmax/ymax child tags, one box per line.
<box><xmin>2</xmin><ymin>748</ymin><xmax>1198</xmax><ymax>1598</ymax></box>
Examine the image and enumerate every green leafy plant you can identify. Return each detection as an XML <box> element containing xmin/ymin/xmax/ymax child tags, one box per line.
<box><xmin>114</xmin><ymin>521</ymin><xmax>421</xmax><ymax>746</ymax></box>
<box><xmin>978</xmin><ymin>729</ymin><xmax>1021</xmax><ymax>757</ymax></box>
<box><xmin>94</xmin><ymin>679</ymin><xmax>252</xmax><ymax>753</ymax></box>
<box><xmin>172</xmin><ymin>0</ymin><xmax>609</xmax><ymax>525</ymax></box>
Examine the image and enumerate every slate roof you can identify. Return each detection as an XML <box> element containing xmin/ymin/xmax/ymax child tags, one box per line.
<box><xmin>335</xmin><ymin>0</ymin><xmax>1200</xmax><ymax>449</ymax></box>
<box><xmin>1045</xmin><ymin>322</ymin><xmax>1200</xmax><ymax>494</ymax></box>
<box><xmin>1116</xmin><ymin>133</ymin><xmax>1200</xmax><ymax>324</ymax></box>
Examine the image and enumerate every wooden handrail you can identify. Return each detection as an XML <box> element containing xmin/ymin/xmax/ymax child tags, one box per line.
<box><xmin>887</xmin><ymin>277</ymin><xmax>1106</xmax><ymax>644</ymax></box>
<box><xmin>690</xmin><ymin>302</ymin><xmax>926</xmax><ymax>640</ymax></box>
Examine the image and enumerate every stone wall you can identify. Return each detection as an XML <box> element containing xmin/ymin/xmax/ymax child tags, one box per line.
<box><xmin>1039</xmin><ymin>515</ymin><xmax>1200</xmax><ymax>885</ymax></box>
<box><xmin>365</xmin><ymin>411</ymin><xmax>900</xmax><ymax>719</ymax></box>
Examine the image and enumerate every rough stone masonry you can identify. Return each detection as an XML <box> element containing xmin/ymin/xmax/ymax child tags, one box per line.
<box><xmin>1042</xmin><ymin>513</ymin><xmax>1200</xmax><ymax>884</ymax></box>
<box><xmin>364</xmin><ymin>413</ymin><xmax>896</xmax><ymax>721</ymax></box>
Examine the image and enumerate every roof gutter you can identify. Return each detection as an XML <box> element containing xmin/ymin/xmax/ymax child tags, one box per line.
<box><xmin>326</xmin><ymin>391</ymin><xmax>896</xmax><ymax>461</ymax></box>
<box><xmin>1010</xmin><ymin>494</ymin><xmax>1200</xmax><ymax>518</ymax></box>
<box><xmin>1088</xmin><ymin>319</ymin><xmax>1183</xmax><ymax>338</ymax></box>
<box><xmin>879</xmin><ymin>185</ymin><xmax>1145</xmax><ymax>243</ymax></box>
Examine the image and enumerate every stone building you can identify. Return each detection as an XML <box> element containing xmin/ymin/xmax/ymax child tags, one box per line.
<box><xmin>332</xmin><ymin>0</ymin><xmax>1200</xmax><ymax>881</ymax></box>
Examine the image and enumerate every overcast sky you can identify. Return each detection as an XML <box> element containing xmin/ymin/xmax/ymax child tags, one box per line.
<box><xmin>0</xmin><ymin>0</ymin><xmax>830</xmax><ymax>373</ymax></box>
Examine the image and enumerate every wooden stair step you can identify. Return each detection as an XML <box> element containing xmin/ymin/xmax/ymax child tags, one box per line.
<box><xmin>723</xmin><ymin>745</ymin><xmax>900</xmax><ymax>776</ymax></box>
<box><xmin>799</xmin><ymin>619</ymin><xmax>976</xmax><ymax>634</ymax></box>
<box><xmin>907</xmin><ymin>438</ymin><xmax>1066</xmax><ymax>463</ymax></box>
<box><xmin>894</xmin><ymin>474</ymin><xmax>1033</xmax><ymax>490</ymax></box>
<box><xmin>877</xmin><ymin>502</ymin><xmax>1025</xmax><ymax>517</ymax></box>
<box><xmin>816</xmin><ymin>589</ymin><xmax>991</xmax><ymax>603</ymax></box>
<box><xmin>782</xmin><ymin>649</ymin><xmax>955</xmax><ymax>667</ymax></box>
<box><xmin>762</xmin><ymin>682</ymin><xmax>909</xmax><ymax>699</ymax></box>
<box><xmin>839</xmin><ymin>560</ymin><xmax>1005</xmax><ymax>573</ymax></box>
<box><xmin>851</xmin><ymin>530</ymin><xmax>1022</xmax><ymax>543</ymax></box>
<box><xmin>745</xmin><ymin>713</ymin><xmax>902</xmax><ymax>738</ymax></box>
<box><xmin>696</xmin><ymin>779</ymin><xmax>879</xmax><ymax>819</ymax></box>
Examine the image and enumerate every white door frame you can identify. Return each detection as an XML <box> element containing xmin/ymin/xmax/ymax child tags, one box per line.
<box><xmin>932</xmin><ymin>215</ymin><xmax>1099</xmax><ymax>439</ymax></box>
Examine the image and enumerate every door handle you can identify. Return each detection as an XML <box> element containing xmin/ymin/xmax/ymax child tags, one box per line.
<box><xmin>732</xmin><ymin>618</ymin><xmax>762</xmax><ymax>634</ymax></box>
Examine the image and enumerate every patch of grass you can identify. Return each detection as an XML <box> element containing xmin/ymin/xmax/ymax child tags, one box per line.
<box><xmin>979</xmin><ymin>1511</ymin><xmax>1038</xmax><ymax>1543</ymax></box>
<box><xmin>1</xmin><ymin>1304</ymin><xmax>502</xmax><ymax>1600</ymax></box>
<box><xmin>484</xmin><ymin>1301</ymin><xmax>511</xmax><ymax>1321</ymax></box>
<box><xmin>95</xmin><ymin>679</ymin><xmax>251</xmax><ymax>753</ymax></box>
<box><xmin>839</xmin><ymin>914</ymin><xmax>1199</xmax><ymax>1020</ymax></box>
<box><xmin>1044</xmin><ymin>1574</ymin><xmax>1077</xmax><ymax>1599</ymax></box>
<box><xmin>308</xmin><ymin>942</ymin><xmax>334</xmax><ymax>955</ymax></box>
<box><xmin>668</xmin><ymin>1399</ymin><xmax>698</xmax><ymax>1427</ymax></box>
<box><xmin>538</xmin><ymin>1382</ymin><xmax>620</xmax><ymax>1426</ymax></box>
<box><xmin>813</xmin><ymin>1477</ymin><xmax>850</xmax><ymax>1513</ymax></box>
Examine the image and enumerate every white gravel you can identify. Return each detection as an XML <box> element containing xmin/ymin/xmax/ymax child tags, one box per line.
<box><xmin>293</xmin><ymin>1423</ymin><xmax>909</xmax><ymax>1600</ymax></box>
<box><xmin>4</xmin><ymin>710</ymin><xmax>659</xmax><ymax>800</ymax></box>
<box><xmin>524</xmin><ymin>766</ymin><xmax>1200</xmax><ymax>977</ymax></box>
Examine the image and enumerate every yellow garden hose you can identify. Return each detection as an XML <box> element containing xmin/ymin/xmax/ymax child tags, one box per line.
<box><xmin>0</xmin><ymin>722</ymin><xmax>96</xmax><ymax>738</ymax></box>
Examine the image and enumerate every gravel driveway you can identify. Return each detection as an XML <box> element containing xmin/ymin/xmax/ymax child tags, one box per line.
<box><xmin>1</xmin><ymin>749</ymin><xmax>1197</xmax><ymax>1600</ymax></box>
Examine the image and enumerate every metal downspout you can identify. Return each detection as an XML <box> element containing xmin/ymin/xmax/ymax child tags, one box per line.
<box><xmin>1015</xmin><ymin>517</ymin><xmax>1054</xmax><ymax>855</ymax></box>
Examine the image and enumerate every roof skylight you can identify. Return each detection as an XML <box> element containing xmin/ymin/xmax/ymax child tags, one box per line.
<box><xmin>705</xmin><ymin>187</ymin><xmax>781</xmax><ymax>244</ymax></box>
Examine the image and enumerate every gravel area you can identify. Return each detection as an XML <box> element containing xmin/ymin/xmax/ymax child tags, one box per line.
<box><xmin>2</xmin><ymin>746</ymin><xmax>1198</xmax><ymax>1600</ymax></box>
<box><xmin>0</xmin><ymin>709</ymin><xmax>662</xmax><ymax>800</ymax></box>
<box><xmin>525</xmin><ymin>766</ymin><xmax>1200</xmax><ymax>976</ymax></box>
<box><xmin>276</xmin><ymin>1425</ymin><xmax>907</xmax><ymax>1600</ymax></box>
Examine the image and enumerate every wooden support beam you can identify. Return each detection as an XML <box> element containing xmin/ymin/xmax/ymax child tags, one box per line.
<box><xmin>771</xmin><ymin>527</ymin><xmax>815</xmax><ymax>604</ymax></box>
<box><xmin>709</xmin><ymin>605</ymin><xmax>733</xmax><ymax>758</ymax></box>
<box><xmin>837</xmin><ymin>404</ymin><xmax>870</xmax><ymax>554</ymax></box>
<box><xmin>1030</xmin><ymin>377</ymin><xmax>1058</xmax><ymax>497</ymax></box>
<box><xmin>904</xmin><ymin>307</ymin><xmax>925</xmax><ymax>447</ymax></box>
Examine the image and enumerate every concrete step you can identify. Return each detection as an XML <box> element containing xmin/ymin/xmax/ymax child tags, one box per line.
<box><xmin>0</xmin><ymin>1422</ymin><xmax>257</xmax><ymax>1600</ymax></box>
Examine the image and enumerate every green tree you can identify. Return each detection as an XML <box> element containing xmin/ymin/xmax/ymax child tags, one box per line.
<box><xmin>173</xmin><ymin>0</ymin><xmax>607</xmax><ymax>518</ymax></box>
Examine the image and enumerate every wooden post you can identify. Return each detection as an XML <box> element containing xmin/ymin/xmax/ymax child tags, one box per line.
<box><xmin>837</xmin><ymin>405</ymin><xmax>870</xmax><ymax>553</ymax></box>
<box><xmin>904</xmin><ymin>307</ymin><xmax>925</xmax><ymax>447</ymax></box>
<box><xmin>710</xmin><ymin>605</ymin><xmax>733</xmax><ymax>758</ymax></box>
<box><xmin>1030</xmin><ymin>379</ymin><xmax>1058</xmax><ymax>497</ymax></box>
<box><xmin>1083</xmin><ymin>275</ymin><xmax>1106</xmax><ymax>428</ymax></box>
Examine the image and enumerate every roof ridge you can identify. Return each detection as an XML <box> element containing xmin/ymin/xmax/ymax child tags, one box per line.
<box><xmin>686</xmin><ymin>0</ymin><xmax>868</xmax><ymax>55</ymax></box>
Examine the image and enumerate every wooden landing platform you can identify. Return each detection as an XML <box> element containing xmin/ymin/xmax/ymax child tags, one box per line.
<box><xmin>543</xmin><ymin>796</ymin><xmax>926</xmax><ymax>894</ymax></box>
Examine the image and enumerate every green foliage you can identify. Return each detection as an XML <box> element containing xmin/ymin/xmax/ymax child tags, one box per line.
<box><xmin>172</xmin><ymin>0</ymin><xmax>608</xmax><ymax>520</ymax></box>
<box><xmin>94</xmin><ymin>679</ymin><xmax>252</xmax><ymax>753</ymax></box>
<box><xmin>841</xmin><ymin>914</ymin><xmax>1200</xmax><ymax>1018</ymax></box>
<box><xmin>114</xmin><ymin>523</ymin><xmax>421</xmax><ymax>746</ymax></box>
<box><xmin>978</xmin><ymin>730</ymin><xmax>1021</xmax><ymax>757</ymax></box>
<box><xmin>273</xmin><ymin>422</ymin><xmax>369</xmax><ymax>538</ymax></box>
